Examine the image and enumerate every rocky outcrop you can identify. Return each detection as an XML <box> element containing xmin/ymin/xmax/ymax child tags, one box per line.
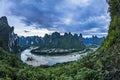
<box><xmin>0</xmin><ymin>16</ymin><xmax>18</xmax><ymax>53</ymax></box>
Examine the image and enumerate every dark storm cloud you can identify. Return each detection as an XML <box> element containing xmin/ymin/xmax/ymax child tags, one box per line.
<box><xmin>10</xmin><ymin>0</ymin><xmax>61</xmax><ymax>28</ymax></box>
<box><xmin>1</xmin><ymin>0</ymin><xmax>110</xmax><ymax>36</ymax></box>
<box><xmin>24</xmin><ymin>30</ymin><xmax>30</xmax><ymax>33</ymax></box>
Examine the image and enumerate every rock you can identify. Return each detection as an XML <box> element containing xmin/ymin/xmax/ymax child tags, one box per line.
<box><xmin>0</xmin><ymin>16</ymin><xmax>18</xmax><ymax>53</ymax></box>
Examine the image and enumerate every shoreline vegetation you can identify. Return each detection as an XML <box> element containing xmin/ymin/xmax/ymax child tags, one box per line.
<box><xmin>0</xmin><ymin>0</ymin><xmax>120</xmax><ymax>80</ymax></box>
<box><xmin>30</xmin><ymin>45</ymin><xmax>97</xmax><ymax>56</ymax></box>
<box><xmin>31</xmin><ymin>48</ymin><xmax>84</xmax><ymax>56</ymax></box>
<box><xmin>21</xmin><ymin>47</ymin><xmax>97</xmax><ymax>66</ymax></box>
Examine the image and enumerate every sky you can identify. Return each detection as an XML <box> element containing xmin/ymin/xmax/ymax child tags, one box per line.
<box><xmin>0</xmin><ymin>0</ymin><xmax>110</xmax><ymax>37</ymax></box>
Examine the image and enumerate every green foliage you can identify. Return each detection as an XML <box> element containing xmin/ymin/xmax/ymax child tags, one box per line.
<box><xmin>0</xmin><ymin>0</ymin><xmax>120</xmax><ymax>80</ymax></box>
<box><xmin>43</xmin><ymin>32</ymin><xmax>85</xmax><ymax>50</ymax></box>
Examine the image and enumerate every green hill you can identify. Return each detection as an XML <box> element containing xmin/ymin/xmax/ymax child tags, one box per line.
<box><xmin>0</xmin><ymin>0</ymin><xmax>119</xmax><ymax>80</ymax></box>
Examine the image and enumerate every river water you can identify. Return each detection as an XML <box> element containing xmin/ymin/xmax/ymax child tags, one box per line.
<box><xmin>21</xmin><ymin>47</ymin><xmax>88</xmax><ymax>66</ymax></box>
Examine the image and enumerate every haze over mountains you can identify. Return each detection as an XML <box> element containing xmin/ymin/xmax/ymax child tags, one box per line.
<box><xmin>0</xmin><ymin>0</ymin><xmax>110</xmax><ymax>37</ymax></box>
<box><xmin>18</xmin><ymin>33</ymin><xmax>104</xmax><ymax>49</ymax></box>
<box><xmin>0</xmin><ymin>16</ymin><xmax>105</xmax><ymax>55</ymax></box>
<box><xmin>0</xmin><ymin>0</ymin><xmax>120</xmax><ymax>80</ymax></box>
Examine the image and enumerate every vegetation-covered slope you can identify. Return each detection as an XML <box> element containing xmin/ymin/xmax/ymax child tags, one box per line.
<box><xmin>90</xmin><ymin>0</ymin><xmax>120</xmax><ymax>78</ymax></box>
<box><xmin>19</xmin><ymin>32</ymin><xmax>85</xmax><ymax>50</ymax></box>
<box><xmin>0</xmin><ymin>0</ymin><xmax>120</xmax><ymax>80</ymax></box>
<box><xmin>78</xmin><ymin>0</ymin><xmax>120</xmax><ymax>79</ymax></box>
<box><xmin>0</xmin><ymin>47</ymin><xmax>106</xmax><ymax>80</ymax></box>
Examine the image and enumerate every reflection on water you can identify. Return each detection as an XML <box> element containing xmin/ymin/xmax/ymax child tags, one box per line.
<box><xmin>21</xmin><ymin>48</ymin><xmax>87</xmax><ymax>66</ymax></box>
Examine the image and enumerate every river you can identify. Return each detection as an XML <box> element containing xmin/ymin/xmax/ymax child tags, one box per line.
<box><xmin>21</xmin><ymin>47</ymin><xmax>90</xmax><ymax>66</ymax></box>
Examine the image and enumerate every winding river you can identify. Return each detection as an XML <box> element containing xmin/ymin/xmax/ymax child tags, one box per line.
<box><xmin>21</xmin><ymin>47</ymin><xmax>88</xmax><ymax>66</ymax></box>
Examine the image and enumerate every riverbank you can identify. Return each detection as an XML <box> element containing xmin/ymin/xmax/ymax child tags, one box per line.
<box><xmin>31</xmin><ymin>48</ymin><xmax>84</xmax><ymax>56</ymax></box>
<box><xmin>21</xmin><ymin>47</ymin><xmax>97</xmax><ymax>66</ymax></box>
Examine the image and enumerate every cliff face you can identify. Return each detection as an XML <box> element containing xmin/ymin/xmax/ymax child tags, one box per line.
<box><xmin>0</xmin><ymin>1</ymin><xmax>119</xmax><ymax>80</ymax></box>
<box><xmin>90</xmin><ymin>0</ymin><xmax>120</xmax><ymax>79</ymax></box>
<box><xmin>0</xmin><ymin>16</ymin><xmax>18</xmax><ymax>53</ymax></box>
<box><xmin>99</xmin><ymin>0</ymin><xmax>120</xmax><ymax>53</ymax></box>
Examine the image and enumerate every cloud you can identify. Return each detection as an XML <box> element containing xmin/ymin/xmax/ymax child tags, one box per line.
<box><xmin>0</xmin><ymin>0</ymin><xmax>110</xmax><ymax>37</ymax></box>
<box><xmin>24</xmin><ymin>30</ymin><xmax>30</xmax><ymax>33</ymax></box>
<box><xmin>0</xmin><ymin>0</ymin><xmax>14</xmax><ymax>16</ymax></box>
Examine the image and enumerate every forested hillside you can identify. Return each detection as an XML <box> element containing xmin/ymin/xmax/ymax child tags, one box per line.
<box><xmin>19</xmin><ymin>32</ymin><xmax>85</xmax><ymax>50</ymax></box>
<box><xmin>0</xmin><ymin>0</ymin><xmax>119</xmax><ymax>80</ymax></box>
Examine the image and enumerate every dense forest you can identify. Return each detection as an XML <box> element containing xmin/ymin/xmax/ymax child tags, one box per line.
<box><xmin>0</xmin><ymin>0</ymin><xmax>120</xmax><ymax>80</ymax></box>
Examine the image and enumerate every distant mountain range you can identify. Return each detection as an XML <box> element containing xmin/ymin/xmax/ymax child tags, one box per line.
<box><xmin>83</xmin><ymin>35</ymin><xmax>105</xmax><ymax>46</ymax></box>
<box><xmin>18</xmin><ymin>33</ymin><xmax>105</xmax><ymax>49</ymax></box>
<box><xmin>19</xmin><ymin>32</ymin><xmax>85</xmax><ymax>50</ymax></box>
<box><xmin>0</xmin><ymin>16</ymin><xmax>105</xmax><ymax>53</ymax></box>
<box><xmin>0</xmin><ymin>1</ymin><xmax>119</xmax><ymax>79</ymax></box>
<box><xmin>18</xmin><ymin>36</ymin><xmax>43</xmax><ymax>47</ymax></box>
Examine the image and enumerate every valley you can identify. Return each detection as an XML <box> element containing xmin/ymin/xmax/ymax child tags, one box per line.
<box><xmin>0</xmin><ymin>0</ymin><xmax>120</xmax><ymax>79</ymax></box>
<box><xmin>21</xmin><ymin>47</ymin><xmax>97</xmax><ymax>66</ymax></box>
